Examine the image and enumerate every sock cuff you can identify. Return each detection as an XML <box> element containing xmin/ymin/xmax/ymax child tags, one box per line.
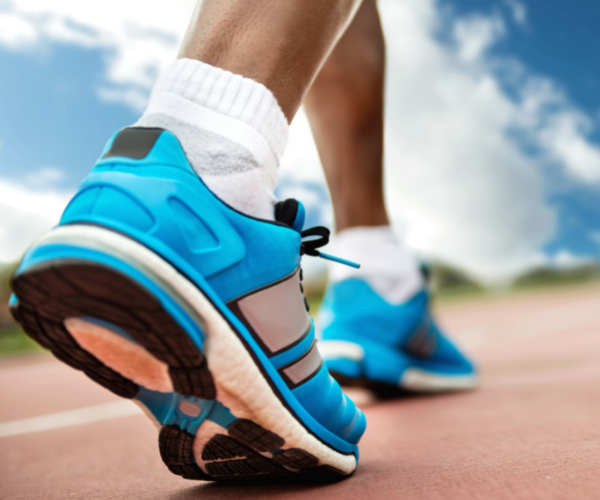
<box><xmin>335</xmin><ymin>226</ymin><xmax>398</xmax><ymax>247</ymax></box>
<box><xmin>328</xmin><ymin>225</ymin><xmax>424</xmax><ymax>304</ymax></box>
<box><xmin>330</xmin><ymin>226</ymin><xmax>405</xmax><ymax>276</ymax></box>
<box><xmin>151</xmin><ymin>58</ymin><xmax>289</xmax><ymax>160</ymax></box>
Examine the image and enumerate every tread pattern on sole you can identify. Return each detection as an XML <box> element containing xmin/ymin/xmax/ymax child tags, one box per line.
<box><xmin>205</xmin><ymin>454</ymin><xmax>289</xmax><ymax>478</ymax></box>
<box><xmin>13</xmin><ymin>271</ymin><xmax>138</xmax><ymax>399</ymax></box>
<box><xmin>202</xmin><ymin>433</ymin><xmax>254</xmax><ymax>461</ymax></box>
<box><xmin>163</xmin><ymin>419</ymin><xmax>347</xmax><ymax>483</ymax></box>
<box><xmin>198</xmin><ymin>431</ymin><xmax>343</xmax><ymax>482</ymax></box>
<box><xmin>227</xmin><ymin>418</ymin><xmax>285</xmax><ymax>452</ymax></box>
<box><xmin>169</xmin><ymin>362</ymin><xmax>216</xmax><ymax>400</ymax></box>
<box><xmin>200</xmin><ymin>420</ymin><xmax>345</xmax><ymax>481</ymax></box>
<box><xmin>272</xmin><ymin>448</ymin><xmax>319</xmax><ymax>469</ymax></box>
<box><xmin>11</xmin><ymin>261</ymin><xmax>216</xmax><ymax>401</ymax></box>
<box><xmin>159</xmin><ymin>425</ymin><xmax>212</xmax><ymax>480</ymax></box>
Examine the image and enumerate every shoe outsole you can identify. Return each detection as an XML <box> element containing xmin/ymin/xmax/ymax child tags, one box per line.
<box><xmin>159</xmin><ymin>424</ymin><xmax>344</xmax><ymax>484</ymax></box>
<box><xmin>328</xmin><ymin>363</ymin><xmax>478</xmax><ymax>397</ymax></box>
<box><xmin>11</xmin><ymin>255</ymin><xmax>351</xmax><ymax>483</ymax></box>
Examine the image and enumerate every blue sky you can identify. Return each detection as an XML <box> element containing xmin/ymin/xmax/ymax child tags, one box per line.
<box><xmin>0</xmin><ymin>0</ymin><xmax>599</xmax><ymax>282</ymax></box>
<box><xmin>0</xmin><ymin>45</ymin><xmax>137</xmax><ymax>188</ymax></box>
<box><xmin>446</xmin><ymin>0</ymin><xmax>600</xmax><ymax>111</ymax></box>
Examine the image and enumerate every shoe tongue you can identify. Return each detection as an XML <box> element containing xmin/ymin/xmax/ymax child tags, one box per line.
<box><xmin>274</xmin><ymin>199</ymin><xmax>305</xmax><ymax>233</ymax></box>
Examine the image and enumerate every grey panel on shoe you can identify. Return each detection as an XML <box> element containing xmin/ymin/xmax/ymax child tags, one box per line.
<box><xmin>281</xmin><ymin>341</ymin><xmax>323</xmax><ymax>387</ymax></box>
<box><xmin>236</xmin><ymin>271</ymin><xmax>311</xmax><ymax>355</ymax></box>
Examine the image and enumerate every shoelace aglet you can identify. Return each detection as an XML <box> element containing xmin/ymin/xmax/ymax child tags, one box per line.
<box><xmin>317</xmin><ymin>252</ymin><xmax>361</xmax><ymax>269</ymax></box>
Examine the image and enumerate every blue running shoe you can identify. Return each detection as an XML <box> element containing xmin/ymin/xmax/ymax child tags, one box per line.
<box><xmin>318</xmin><ymin>278</ymin><xmax>478</xmax><ymax>395</ymax></box>
<box><xmin>9</xmin><ymin>127</ymin><xmax>365</xmax><ymax>483</ymax></box>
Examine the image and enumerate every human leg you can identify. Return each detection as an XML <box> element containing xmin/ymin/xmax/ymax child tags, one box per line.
<box><xmin>180</xmin><ymin>0</ymin><xmax>362</xmax><ymax>121</ymax></box>
<box><xmin>304</xmin><ymin>0</ymin><xmax>423</xmax><ymax>303</ymax></box>
<box><xmin>305</xmin><ymin>0</ymin><xmax>477</xmax><ymax>393</ymax></box>
<box><xmin>304</xmin><ymin>0</ymin><xmax>387</xmax><ymax>232</ymax></box>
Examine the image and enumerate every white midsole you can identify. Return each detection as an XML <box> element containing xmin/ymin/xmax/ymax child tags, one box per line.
<box><xmin>34</xmin><ymin>225</ymin><xmax>357</xmax><ymax>474</ymax></box>
<box><xmin>319</xmin><ymin>341</ymin><xmax>478</xmax><ymax>392</ymax></box>
<box><xmin>319</xmin><ymin>340</ymin><xmax>365</xmax><ymax>362</ymax></box>
<box><xmin>400</xmin><ymin>368</ymin><xmax>478</xmax><ymax>392</ymax></box>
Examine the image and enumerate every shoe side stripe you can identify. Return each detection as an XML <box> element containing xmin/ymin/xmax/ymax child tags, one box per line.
<box><xmin>278</xmin><ymin>340</ymin><xmax>323</xmax><ymax>389</ymax></box>
<box><xmin>268</xmin><ymin>324</ymin><xmax>315</xmax><ymax>368</ymax></box>
<box><xmin>406</xmin><ymin>317</ymin><xmax>436</xmax><ymax>358</ymax></box>
<box><xmin>421</xmin><ymin>328</ymin><xmax>438</xmax><ymax>357</ymax></box>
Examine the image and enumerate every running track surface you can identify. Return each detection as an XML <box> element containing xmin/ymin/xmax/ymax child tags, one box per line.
<box><xmin>2</xmin><ymin>284</ymin><xmax>600</xmax><ymax>499</ymax></box>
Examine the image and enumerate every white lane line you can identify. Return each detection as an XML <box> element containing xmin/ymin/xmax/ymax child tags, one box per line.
<box><xmin>0</xmin><ymin>401</ymin><xmax>143</xmax><ymax>438</ymax></box>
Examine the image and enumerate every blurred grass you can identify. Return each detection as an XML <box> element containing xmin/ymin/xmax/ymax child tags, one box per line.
<box><xmin>0</xmin><ymin>261</ymin><xmax>38</xmax><ymax>357</ymax></box>
<box><xmin>432</xmin><ymin>263</ymin><xmax>600</xmax><ymax>304</ymax></box>
<box><xmin>307</xmin><ymin>295</ymin><xmax>323</xmax><ymax>316</ymax></box>
<box><xmin>0</xmin><ymin>325</ymin><xmax>45</xmax><ymax>356</ymax></box>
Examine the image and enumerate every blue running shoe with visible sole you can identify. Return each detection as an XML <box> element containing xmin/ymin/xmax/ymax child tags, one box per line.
<box><xmin>9</xmin><ymin>127</ymin><xmax>365</xmax><ymax>483</ymax></box>
<box><xmin>318</xmin><ymin>278</ymin><xmax>478</xmax><ymax>395</ymax></box>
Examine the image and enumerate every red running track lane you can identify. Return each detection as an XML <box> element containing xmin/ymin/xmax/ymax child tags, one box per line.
<box><xmin>1</xmin><ymin>283</ymin><xmax>600</xmax><ymax>500</ymax></box>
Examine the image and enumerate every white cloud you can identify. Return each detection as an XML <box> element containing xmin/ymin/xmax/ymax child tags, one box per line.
<box><xmin>279</xmin><ymin>109</ymin><xmax>328</xmax><ymax>197</ymax></box>
<box><xmin>514</xmin><ymin>78</ymin><xmax>600</xmax><ymax>183</ymax></box>
<box><xmin>0</xmin><ymin>0</ymin><xmax>195</xmax><ymax>109</ymax></box>
<box><xmin>549</xmin><ymin>250</ymin><xmax>592</xmax><ymax>270</ymax></box>
<box><xmin>377</xmin><ymin>0</ymin><xmax>557</xmax><ymax>283</ymax></box>
<box><xmin>505</xmin><ymin>0</ymin><xmax>527</xmax><ymax>27</ymax></box>
<box><xmin>0</xmin><ymin>178</ymin><xmax>72</xmax><ymax>263</ymax></box>
<box><xmin>0</xmin><ymin>7</ymin><xmax>37</xmax><ymax>47</ymax></box>
<box><xmin>453</xmin><ymin>14</ymin><xmax>505</xmax><ymax>62</ymax></box>
<box><xmin>26</xmin><ymin>167</ymin><xmax>65</xmax><ymax>187</ymax></box>
<box><xmin>97</xmin><ymin>86</ymin><xmax>150</xmax><ymax>111</ymax></box>
<box><xmin>539</xmin><ymin>112</ymin><xmax>600</xmax><ymax>183</ymax></box>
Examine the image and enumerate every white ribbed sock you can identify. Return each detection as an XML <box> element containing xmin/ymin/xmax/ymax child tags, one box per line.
<box><xmin>136</xmin><ymin>58</ymin><xmax>289</xmax><ymax>220</ymax></box>
<box><xmin>328</xmin><ymin>226</ymin><xmax>424</xmax><ymax>305</ymax></box>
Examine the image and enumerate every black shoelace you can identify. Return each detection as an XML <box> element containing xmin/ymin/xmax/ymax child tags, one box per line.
<box><xmin>297</xmin><ymin>226</ymin><xmax>359</xmax><ymax>313</ymax></box>
<box><xmin>300</xmin><ymin>226</ymin><xmax>360</xmax><ymax>268</ymax></box>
